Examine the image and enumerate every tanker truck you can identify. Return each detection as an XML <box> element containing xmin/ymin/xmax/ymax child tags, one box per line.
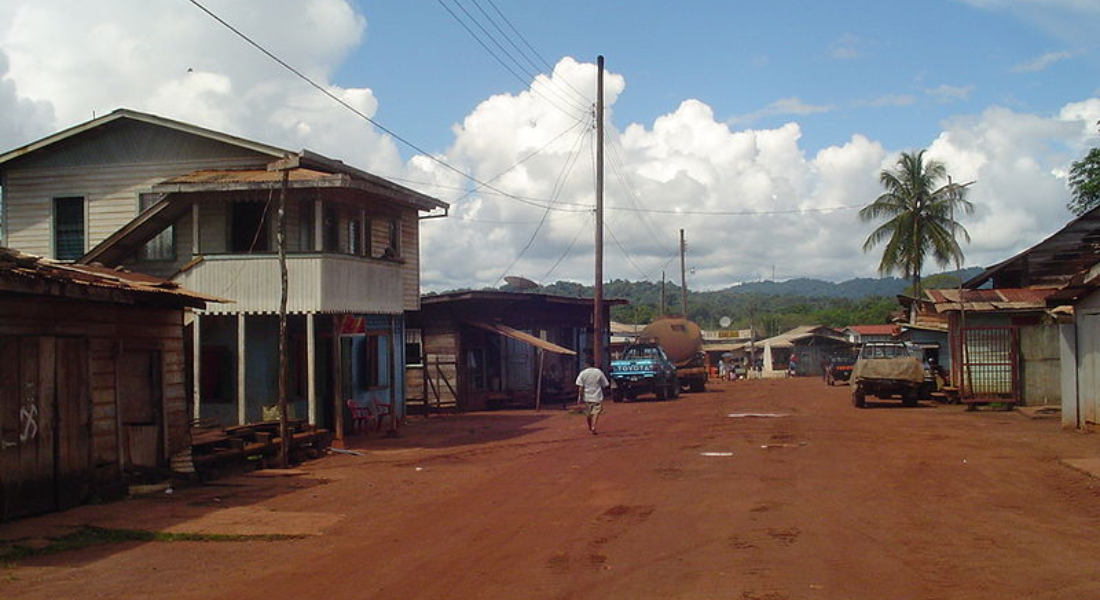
<box><xmin>609</xmin><ymin>317</ymin><xmax>707</xmax><ymax>401</ymax></box>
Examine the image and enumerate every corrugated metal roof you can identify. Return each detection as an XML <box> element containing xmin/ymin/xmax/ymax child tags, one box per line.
<box><xmin>966</xmin><ymin>205</ymin><xmax>1100</xmax><ymax>288</ymax></box>
<box><xmin>158</xmin><ymin>167</ymin><xmax>336</xmax><ymax>185</ymax></box>
<box><xmin>845</xmin><ymin>324</ymin><xmax>896</xmax><ymax>335</ymax></box>
<box><xmin>0</xmin><ymin>247</ymin><xmax>222</xmax><ymax>308</ymax></box>
<box><xmin>925</xmin><ymin>287</ymin><xmax>1060</xmax><ymax>312</ymax></box>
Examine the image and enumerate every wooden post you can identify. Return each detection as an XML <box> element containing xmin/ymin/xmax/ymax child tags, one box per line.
<box><xmin>307</xmin><ymin>312</ymin><xmax>317</xmax><ymax>425</ymax></box>
<box><xmin>191</xmin><ymin>203</ymin><xmax>201</xmax><ymax>256</ymax></box>
<box><xmin>333</xmin><ymin>317</ymin><xmax>344</xmax><ymax>443</ymax></box>
<box><xmin>192</xmin><ymin>313</ymin><xmax>201</xmax><ymax>421</ymax></box>
<box><xmin>388</xmin><ymin>316</ymin><xmax>398</xmax><ymax>434</ymax></box>
<box><xmin>680</xmin><ymin>229</ymin><xmax>688</xmax><ymax>317</ymax></box>
<box><xmin>535</xmin><ymin>349</ymin><xmax>545</xmax><ymax>411</ymax></box>
<box><xmin>237</xmin><ymin>313</ymin><xmax>246</xmax><ymax>425</ymax></box>
<box><xmin>277</xmin><ymin>166</ymin><xmax>290</xmax><ymax>468</ymax></box>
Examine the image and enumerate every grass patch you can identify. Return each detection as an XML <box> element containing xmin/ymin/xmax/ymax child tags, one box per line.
<box><xmin>1</xmin><ymin>526</ymin><xmax>302</xmax><ymax>563</ymax></box>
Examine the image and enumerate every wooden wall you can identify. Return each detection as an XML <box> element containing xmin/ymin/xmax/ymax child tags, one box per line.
<box><xmin>406</xmin><ymin>330</ymin><xmax>459</xmax><ymax>413</ymax></box>
<box><xmin>0</xmin><ymin>294</ymin><xmax>189</xmax><ymax>511</ymax></box>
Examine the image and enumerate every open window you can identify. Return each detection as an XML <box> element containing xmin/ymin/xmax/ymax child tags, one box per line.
<box><xmin>229</xmin><ymin>201</ymin><xmax>269</xmax><ymax>253</ymax></box>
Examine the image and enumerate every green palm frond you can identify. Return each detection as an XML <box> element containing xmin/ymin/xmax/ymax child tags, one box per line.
<box><xmin>860</xmin><ymin>150</ymin><xmax>974</xmax><ymax>291</ymax></box>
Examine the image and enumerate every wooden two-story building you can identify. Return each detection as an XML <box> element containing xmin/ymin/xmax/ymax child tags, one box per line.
<box><xmin>0</xmin><ymin>109</ymin><xmax>448</xmax><ymax>435</ymax></box>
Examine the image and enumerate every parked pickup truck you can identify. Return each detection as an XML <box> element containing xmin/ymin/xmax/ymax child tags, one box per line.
<box><xmin>609</xmin><ymin>342</ymin><xmax>680</xmax><ymax>401</ymax></box>
<box><xmin>825</xmin><ymin>354</ymin><xmax>856</xmax><ymax>386</ymax></box>
<box><xmin>850</xmin><ymin>342</ymin><xmax>925</xmax><ymax>408</ymax></box>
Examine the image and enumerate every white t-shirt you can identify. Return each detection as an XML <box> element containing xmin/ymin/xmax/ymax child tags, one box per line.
<box><xmin>575</xmin><ymin>367</ymin><xmax>610</xmax><ymax>403</ymax></box>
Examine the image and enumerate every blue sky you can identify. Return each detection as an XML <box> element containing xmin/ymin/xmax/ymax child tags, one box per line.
<box><xmin>0</xmin><ymin>0</ymin><xmax>1098</xmax><ymax>290</ymax></box>
<box><xmin>340</xmin><ymin>1</ymin><xmax>1097</xmax><ymax>158</ymax></box>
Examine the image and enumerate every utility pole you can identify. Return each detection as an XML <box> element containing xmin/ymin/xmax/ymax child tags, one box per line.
<box><xmin>593</xmin><ymin>55</ymin><xmax>605</xmax><ymax>369</ymax></box>
<box><xmin>277</xmin><ymin>162</ymin><xmax>290</xmax><ymax>468</ymax></box>
<box><xmin>660</xmin><ymin>271</ymin><xmax>666</xmax><ymax>317</ymax></box>
<box><xmin>679</xmin><ymin>229</ymin><xmax>688</xmax><ymax>318</ymax></box>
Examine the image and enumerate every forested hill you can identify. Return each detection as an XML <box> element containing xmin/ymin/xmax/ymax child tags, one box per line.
<box><xmin>713</xmin><ymin>269</ymin><xmax>981</xmax><ymax>299</ymax></box>
<box><xmin>465</xmin><ymin>268</ymin><xmax>984</xmax><ymax>331</ymax></box>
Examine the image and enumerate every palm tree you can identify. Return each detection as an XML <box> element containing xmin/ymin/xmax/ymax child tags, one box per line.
<box><xmin>860</xmin><ymin>150</ymin><xmax>974</xmax><ymax>295</ymax></box>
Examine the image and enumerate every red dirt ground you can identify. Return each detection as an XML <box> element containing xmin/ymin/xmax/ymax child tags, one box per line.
<box><xmin>4</xmin><ymin>377</ymin><xmax>1100</xmax><ymax>600</ymax></box>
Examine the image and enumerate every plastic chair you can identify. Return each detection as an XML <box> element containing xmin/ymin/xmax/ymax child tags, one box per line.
<box><xmin>346</xmin><ymin>400</ymin><xmax>375</xmax><ymax>435</ymax></box>
<box><xmin>371</xmin><ymin>398</ymin><xmax>392</xmax><ymax>432</ymax></box>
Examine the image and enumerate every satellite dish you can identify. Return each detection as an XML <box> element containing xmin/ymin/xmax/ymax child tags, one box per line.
<box><xmin>504</xmin><ymin>275</ymin><xmax>538</xmax><ymax>290</ymax></box>
<box><xmin>719</xmin><ymin>316</ymin><xmax>732</xmax><ymax>328</ymax></box>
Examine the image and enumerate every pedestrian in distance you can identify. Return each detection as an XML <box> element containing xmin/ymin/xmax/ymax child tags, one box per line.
<box><xmin>575</xmin><ymin>356</ymin><xmax>610</xmax><ymax>435</ymax></box>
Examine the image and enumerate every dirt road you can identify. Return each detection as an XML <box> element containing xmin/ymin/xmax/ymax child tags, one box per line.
<box><xmin>4</xmin><ymin>377</ymin><xmax>1100</xmax><ymax>599</ymax></box>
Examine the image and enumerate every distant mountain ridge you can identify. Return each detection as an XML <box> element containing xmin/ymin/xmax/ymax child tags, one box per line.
<box><xmin>715</xmin><ymin>269</ymin><xmax>981</xmax><ymax>299</ymax></box>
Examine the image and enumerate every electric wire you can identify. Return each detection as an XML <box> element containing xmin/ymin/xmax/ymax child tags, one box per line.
<box><xmin>495</xmin><ymin>124</ymin><xmax>593</xmax><ymax>282</ymax></box>
<box><xmin>187</xmin><ymin>0</ymin><xmax>588</xmax><ymax>215</ymax></box>
<box><xmin>443</xmin><ymin>115</ymin><xmax>590</xmax><ymax>206</ymax></box>
<box><xmin>483</xmin><ymin>0</ymin><xmax>591</xmax><ymax>104</ymax></box>
<box><xmin>604</xmin><ymin>219</ymin><xmax>652</xmax><ymax>281</ymax></box>
<box><xmin>539</xmin><ymin>210</ymin><xmax>593</xmax><ymax>284</ymax></box>
<box><xmin>436</xmin><ymin>0</ymin><xmax>589</xmax><ymax>118</ymax></box>
<box><xmin>470</xmin><ymin>0</ymin><xmax>591</xmax><ymax>108</ymax></box>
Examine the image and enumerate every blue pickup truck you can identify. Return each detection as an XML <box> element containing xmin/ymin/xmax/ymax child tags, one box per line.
<box><xmin>609</xmin><ymin>342</ymin><xmax>680</xmax><ymax>402</ymax></box>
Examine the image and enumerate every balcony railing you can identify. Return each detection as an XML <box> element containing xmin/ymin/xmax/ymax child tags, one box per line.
<box><xmin>176</xmin><ymin>253</ymin><xmax>404</xmax><ymax>314</ymax></box>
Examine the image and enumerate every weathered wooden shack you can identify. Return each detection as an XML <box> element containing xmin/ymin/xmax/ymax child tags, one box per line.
<box><xmin>0</xmin><ymin>109</ymin><xmax>448</xmax><ymax>439</ymax></box>
<box><xmin>406</xmin><ymin>291</ymin><xmax>624</xmax><ymax>412</ymax></box>
<box><xmin>0</xmin><ymin>247</ymin><xmax>211</xmax><ymax>520</ymax></box>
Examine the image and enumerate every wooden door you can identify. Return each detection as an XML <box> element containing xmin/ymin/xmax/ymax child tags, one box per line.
<box><xmin>118</xmin><ymin>348</ymin><xmax>163</xmax><ymax>467</ymax></box>
<box><xmin>0</xmin><ymin>338</ymin><xmax>58</xmax><ymax>520</ymax></box>
<box><xmin>55</xmin><ymin>337</ymin><xmax>92</xmax><ymax>510</ymax></box>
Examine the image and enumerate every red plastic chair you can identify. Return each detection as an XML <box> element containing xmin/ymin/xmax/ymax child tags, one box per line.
<box><xmin>371</xmin><ymin>399</ymin><xmax>392</xmax><ymax>432</ymax></box>
<box><xmin>346</xmin><ymin>400</ymin><xmax>375</xmax><ymax>435</ymax></box>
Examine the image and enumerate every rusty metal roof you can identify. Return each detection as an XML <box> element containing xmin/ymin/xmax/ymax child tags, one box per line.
<box><xmin>925</xmin><ymin>287</ymin><xmax>1060</xmax><ymax>312</ymax></box>
<box><xmin>158</xmin><ymin>167</ymin><xmax>336</xmax><ymax>185</ymax></box>
<box><xmin>845</xmin><ymin>324</ymin><xmax>896</xmax><ymax>336</ymax></box>
<box><xmin>0</xmin><ymin>247</ymin><xmax>222</xmax><ymax>308</ymax></box>
<box><xmin>966</xmin><ymin>205</ymin><xmax>1100</xmax><ymax>289</ymax></box>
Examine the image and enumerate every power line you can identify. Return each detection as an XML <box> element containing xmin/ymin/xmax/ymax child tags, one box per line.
<box><xmin>443</xmin><ymin>116</ymin><xmax>590</xmax><ymax>206</ymax></box>
<box><xmin>186</xmin><ymin>0</ymin><xmax>587</xmax><ymax>215</ymax></box>
<box><xmin>539</xmin><ymin>211</ymin><xmax>593</xmax><ymax>284</ymax></box>
<box><xmin>484</xmin><ymin>0</ymin><xmax>591</xmax><ymax>104</ymax></box>
<box><xmin>436</xmin><ymin>0</ymin><xmax>589</xmax><ymax>118</ymax></box>
<box><xmin>495</xmin><ymin>124</ymin><xmax>593</xmax><ymax>282</ymax></box>
<box><xmin>604</xmin><ymin>219</ymin><xmax>652</xmax><ymax>281</ymax></box>
<box><xmin>473</xmin><ymin>0</ymin><xmax>591</xmax><ymax>107</ymax></box>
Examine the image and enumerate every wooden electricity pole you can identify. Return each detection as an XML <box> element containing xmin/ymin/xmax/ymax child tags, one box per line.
<box><xmin>660</xmin><ymin>271</ymin><xmax>667</xmax><ymax>317</ymax></box>
<box><xmin>593</xmin><ymin>55</ymin><xmax>605</xmax><ymax>369</ymax></box>
<box><xmin>277</xmin><ymin>163</ymin><xmax>290</xmax><ymax>468</ymax></box>
<box><xmin>679</xmin><ymin>229</ymin><xmax>688</xmax><ymax>318</ymax></box>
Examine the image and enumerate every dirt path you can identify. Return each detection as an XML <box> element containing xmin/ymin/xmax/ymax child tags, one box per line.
<box><xmin>4</xmin><ymin>378</ymin><xmax>1100</xmax><ymax>599</ymax></box>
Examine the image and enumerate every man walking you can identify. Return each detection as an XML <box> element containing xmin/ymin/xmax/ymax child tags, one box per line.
<box><xmin>575</xmin><ymin>356</ymin><xmax>610</xmax><ymax>435</ymax></box>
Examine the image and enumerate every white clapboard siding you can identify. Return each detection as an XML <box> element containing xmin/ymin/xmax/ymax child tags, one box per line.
<box><xmin>177</xmin><ymin>253</ymin><xmax>405</xmax><ymax>315</ymax></box>
<box><xmin>5</xmin><ymin>158</ymin><xmax>262</xmax><ymax>258</ymax></box>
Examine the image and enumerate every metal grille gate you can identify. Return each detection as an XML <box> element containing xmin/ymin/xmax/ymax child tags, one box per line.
<box><xmin>960</xmin><ymin>327</ymin><xmax>1019</xmax><ymax>403</ymax></box>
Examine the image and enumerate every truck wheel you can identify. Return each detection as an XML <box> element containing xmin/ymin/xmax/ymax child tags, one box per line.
<box><xmin>612</xmin><ymin>388</ymin><xmax>623</xmax><ymax>403</ymax></box>
<box><xmin>902</xmin><ymin>389</ymin><xmax>918</xmax><ymax>407</ymax></box>
<box><xmin>670</xmin><ymin>378</ymin><xmax>680</xmax><ymax>399</ymax></box>
<box><xmin>655</xmin><ymin>382</ymin><xmax>667</xmax><ymax>401</ymax></box>
<box><xmin>689</xmin><ymin>379</ymin><xmax>705</xmax><ymax>393</ymax></box>
<box><xmin>852</xmin><ymin>387</ymin><xmax>866</xmax><ymax>409</ymax></box>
